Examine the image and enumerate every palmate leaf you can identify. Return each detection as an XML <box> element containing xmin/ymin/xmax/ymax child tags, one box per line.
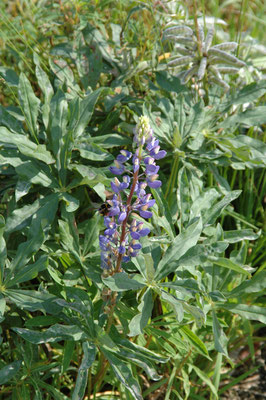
<box><xmin>5</xmin><ymin>289</ymin><xmax>61</xmax><ymax>314</ymax></box>
<box><xmin>212</xmin><ymin>310</ymin><xmax>228</xmax><ymax>356</ymax></box>
<box><xmin>228</xmin><ymin>270</ymin><xmax>266</xmax><ymax>297</ymax></box>
<box><xmin>210</xmin><ymin>257</ymin><xmax>251</xmax><ymax>276</ymax></box>
<box><xmin>155</xmin><ymin>217</ymin><xmax>203</xmax><ymax>280</ymax></box>
<box><xmin>72</xmin><ymin>342</ymin><xmax>96</xmax><ymax>400</ymax></box>
<box><xmin>69</xmin><ymin>88</ymin><xmax>107</xmax><ymax>138</ymax></box>
<box><xmin>220</xmin><ymin>106</ymin><xmax>266</xmax><ymax>128</ymax></box>
<box><xmin>102</xmin><ymin>272</ymin><xmax>146</xmax><ymax>292</ymax></box>
<box><xmin>99</xmin><ymin>346</ymin><xmax>143</xmax><ymax>400</ymax></box>
<box><xmin>0</xmin><ymin>127</ymin><xmax>55</xmax><ymax>164</ymax></box>
<box><xmin>0</xmin><ymin>360</ymin><xmax>22</xmax><ymax>385</ymax></box>
<box><xmin>74</xmin><ymin>141</ymin><xmax>113</xmax><ymax>162</ymax></box>
<box><xmin>191</xmin><ymin>365</ymin><xmax>218</xmax><ymax>399</ymax></box>
<box><xmin>219</xmin><ymin>303</ymin><xmax>266</xmax><ymax>324</ymax></box>
<box><xmin>12</xmin><ymin>324</ymin><xmax>88</xmax><ymax>344</ymax></box>
<box><xmin>203</xmin><ymin>190</ymin><xmax>241</xmax><ymax>226</ymax></box>
<box><xmin>0</xmin><ymin>104</ymin><xmax>24</xmax><ymax>133</ymax></box>
<box><xmin>6</xmin><ymin>193</ymin><xmax>59</xmax><ymax>234</ymax></box>
<box><xmin>180</xmin><ymin>326</ymin><xmax>210</xmax><ymax>359</ymax></box>
<box><xmin>128</xmin><ymin>288</ymin><xmax>153</xmax><ymax>336</ymax></box>
<box><xmin>5</xmin><ymin>255</ymin><xmax>48</xmax><ymax>288</ymax></box>
<box><xmin>15</xmin><ymin>160</ymin><xmax>58</xmax><ymax>188</ymax></box>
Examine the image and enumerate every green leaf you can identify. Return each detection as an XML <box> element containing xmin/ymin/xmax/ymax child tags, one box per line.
<box><xmin>6</xmin><ymin>255</ymin><xmax>48</xmax><ymax>288</ymax></box>
<box><xmin>15</xmin><ymin>160</ymin><xmax>57</xmax><ymax>187</ymax></box>
<box><xmin>151</xmin><ymin>187</ymin><xmax>175</xmax><ymax>239</ymax></box>
<box><xmin>224</xmin><ymin>229</ymin><xmax>260</xmax><ymax>243</ymax></box>
<box><xmin>71</xmin><ymin>89</ymin><xmax>105</xmax><ymax>138</ymax></box>
<box><xmin>183</xmin><ymin>303</ymin><xmax>205</xmax><ymax>327</ymax></box>
<box><xmin>49</xmin><ymin>89</ymin><xmax>68</xmax><ymax>157</ymax></box>
<box><xmin>75</xmin><ymin>141</ymin><xmax>113</xmax><ymax>161</ymax></box>
<box><xmin>158</xmin><ymin>278</ymin><xmax>200</xmax><ymax>295</ymax></box>
<box><xmin>72</xmin><ymin>164</ymin><xmax>108</xmax><ymax>187</ymax></box>
<box><xmin>212</xmin><ymin>310</ymin><xmax>228</xmax><ymax>356</ymax></box>
<box><xmin>83</xmin><ymin>215</ymin><xmax>101</xmax><ymax>255</ymax></box>
<box><xmin>25</xmin><ymin>316</ymin><xmax>60</xmax><ymax>328</ymax></box>
<box><xmin>155</xmin><ymin>218</ymin><xmax>202</xmax><ymax>280</ymax></box>
<box><xmin>5</xmin><ymin>289</ymin><xmax>61</xmax><ymax>313</ymax></box>
<box><xmin>102</xmin><ymin>272</ymin><xmax>145</xmax><ymax>292</ymax></box>
<box><xmin>228</xmin><ymin>271</ymin><xmax>266</xmax><ymax>297</ymax></box>
<box><xmin>4</xmin><ymin>229</ymin><xmax>44</xmax><ymax>286</ymax></box>
<box><xmin>110</xmin><ymin>328</ymin><xmax>162</xmax><ymax>381</ymax></box>
<box><xmin>92</xmin><ymin>133</ymin><xmax>131</xmax><ymax>148</ymax></box>
<box><xmin>210</xmin><ymin>257</ymin><xmax>251</xmax><ymax>276</ymax></box>
<box><xmin>0</xmin><ymin>127</ymin><xmax>54</xmax><ymax>164</ymax></box>
<box><xmin>12</xmin><ymin>324</ymin><xmax>88</xmax><ymax>344</ymax></box>
<box><xmin>160</xmin><ymin>290</ymin><xmax>184</xmax><ymax>322</ymax></box>
<box><xmin>192</xmin><ymin>365</ymin><xmax>218</xmax><ymax>399</ymax></box>
<box><xmin>190</xmin><ymin>188</ymin><xmax>220</xmax><ymax>221</ymax></box>
<box><xmin>0</xmin><ymin>297</ymin><xmax>6</xmax><ymax>319</ymax></box>
<box><xmin>61</xmin><ymin>193</ymin><xmax>79</xmax><ymax>212</ymax></box>
<box><xmin>156</xmin><ymin>71</ymin><xmax>187</xmax><ymax>94</ymax></box>
<box><xmin>203</xmin><ymin>191</ymin><xmax>241</xmax><ymax>226</ymax></box>
<box><xmin>15</xmin><ymin>180</ymin><xmax>31</xmax><ymax>201</ymax></box>
<box><xmin>18</xmin><ymin>72</ymin><xmax>40</xmax><ymax>141</ymax></box>
<box><xmin>0</xmin><ymin>67</ymin><xmax>19</xmax><ymax>87</ymax></box>
<box><xmin>128</xmin><ymin>288</ymin><xmax>153</xmax><ymax>336</ymax></box>
<box><xmin>180</xmin><ymin>326</ymin><xmax>209</xmax><ymax>358</ymax></box>
<box><xmin>99</xmin><ymin>346</ymin><xmax>142</xmax><ymax>400</ymax></box>
<box><xmin>59</xmin><ymin>216</ymin><xmax>80</xmax><ymax>261</ymax></box>
<box><xmin>231</xmin><ymin>80</ymin><xmax>266</xmax><ymax>105</ymax></box>
<box><xmin>35</xmin><ymin>65</ymin><xmax>54</xmax><ymax>103</ymax></box>
<box><xmin>72</xmin><ymin>342</ymin><xmax>96</xmax><ymax>400</ymax></box>
<box><xmin>62</xmin><ymin>341</ymin><xmax>76</xmax><ymax>374</ymax></box>
<box><xmin>6</xmin><ymin>193</ymin><xmax>59</xmax><ymax>234</ymax></box>
<box><xmin>221</xmin><ymin>106</ymin><xmax>266</xmax><ymax>127</ymax></box>
<box><xmin>0</xmin><ymin>361</ymin><xmax>22</xmax><ymax>385</ymax></box>
<box><xmin>219</xmin><ymin>303</ymin><xmax>266</xmax><ymax>324</ymax></box>
<box><xmin>0</xmin><ymin>104</ymin><xmax>24</xmax><ymax>133</ymax></box>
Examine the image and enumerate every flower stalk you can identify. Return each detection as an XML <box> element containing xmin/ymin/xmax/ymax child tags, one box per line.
<box><xmin>99</xmin><ymin>116</ymin><xmax>166</xmax><ymax>275</ymax></box>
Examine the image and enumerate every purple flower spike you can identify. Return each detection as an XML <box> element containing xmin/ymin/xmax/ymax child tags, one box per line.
<box><xmin>99</xmin><ymin>115</ymin><xmax>165</xmax><ymax>271</ymax></box>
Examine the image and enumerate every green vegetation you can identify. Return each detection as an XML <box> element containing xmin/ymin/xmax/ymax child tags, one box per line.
<box><xmin>0</xmin><ymin>1</ymin><xmax>265</xmax><ymax>399</ymax></box>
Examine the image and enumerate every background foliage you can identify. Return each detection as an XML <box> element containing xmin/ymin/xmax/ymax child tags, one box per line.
<box><xmin>0</xmin><ymin>0</ymin><xmax>265</xmax><ymax>399</ymax></box>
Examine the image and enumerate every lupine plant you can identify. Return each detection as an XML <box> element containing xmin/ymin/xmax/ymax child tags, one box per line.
<box><xmin>99</xmin><ymin>116</ymin><xmax>166</xmax><ymax>276</ymax></box>
<box><xmin>163</xmin><ymin>22</ymin><xmax>246</xmax><ymax>90</ymax></box>
<box><xmin>0</xmin><ymin>1</ymin><xmax>266</xmax><ymax>399</ymax></box>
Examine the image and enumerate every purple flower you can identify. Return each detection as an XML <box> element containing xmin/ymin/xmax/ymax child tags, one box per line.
<box><xmin>111</xmin><ymin>175</ymin><xmax>131</xmax><ymax>193</ymax></box>
<box><xmin>110</xmin><ymin>160</ymin><xmax>125</xmax><ymax>175</ymax></box>
<box><xmin>99</xmin><ymin>116</ymin><xmax>166</xmax><ymax>272</ymax></box>
<box><xmin>117</xmin><ymin>150</ymin><xmax>132</xmax><ymax>163</ymax></box>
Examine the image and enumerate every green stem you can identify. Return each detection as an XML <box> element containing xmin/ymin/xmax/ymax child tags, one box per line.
<box><xmin>192</xmin><ymin>0</ymin><xmax>202</xmax><ymax>57</ymax></box>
